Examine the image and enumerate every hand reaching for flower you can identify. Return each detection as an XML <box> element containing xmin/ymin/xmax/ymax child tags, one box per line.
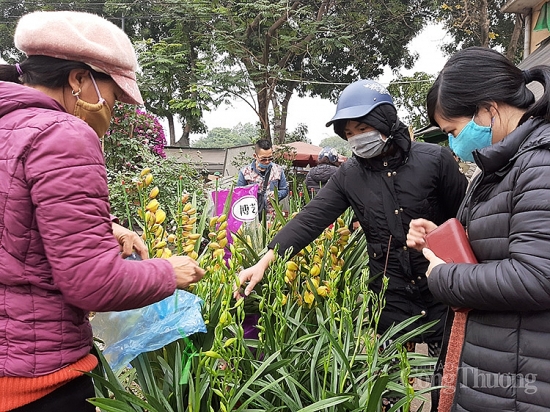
<box><xmin>112</xmin><ymin>222</ymin><xmax>149</xmax><ymax>259</ymax></box>
<box><xmin>234</xmin><ymin>249</ymin><xmax>275</xmax><ymax>298</ymax></box>
<box><xmin>167</xmin><ymin>256</ymin><xmax>206</xmax><ymax>289</ymax></box>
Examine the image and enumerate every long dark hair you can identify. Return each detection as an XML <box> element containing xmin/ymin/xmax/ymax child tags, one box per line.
<box><xmin>427</xmin><ymin>46</ymin><xmax>550</xmax><ymax>127</ymax></box>
<box><xmin>0</xmin><ymin>55</ymin><xmax>110</xmax><ymax>87</ymax></box>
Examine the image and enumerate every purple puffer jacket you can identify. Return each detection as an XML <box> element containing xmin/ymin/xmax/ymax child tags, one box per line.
<box><xmin>0</xmin><ymin>82</ymin><xmax>176</xmax><ymax>377</ymax></box>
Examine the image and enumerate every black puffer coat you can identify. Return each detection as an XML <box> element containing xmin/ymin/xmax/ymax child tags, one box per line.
<box><xmin>429</xmin><ymin>118</ymin><xmax>550</xmax><ymax>410</ymax></box>
<box><xmin>269</xmin><ymin>134</ymin><xmax>468</xmax><ymax>342</ymax></box>
<box><xmin>305</xmin><ymin>163</ymin><xmax>339</xmax><ymax>195</ymax></box>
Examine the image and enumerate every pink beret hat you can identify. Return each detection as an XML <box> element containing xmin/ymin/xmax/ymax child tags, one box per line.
<box><xmin>14</xmin><ymin>10</ymin><xmax>143</xmax><ymax>105</ymax></box>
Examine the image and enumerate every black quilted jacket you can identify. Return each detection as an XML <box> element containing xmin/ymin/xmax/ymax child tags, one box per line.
<box><xmin>269</xmin><ymin>135</ymin><xmax>468</xmax><ymax>342</ymax></box>
<box><xmin>305</xmin><ymin>164</ymin><xmax>339</xmax><ymax>195</ymax></box>
<box><xmin>429</xmin><ymin>118</ymin><xmax>550</xmax><ymax>411</ymax></box>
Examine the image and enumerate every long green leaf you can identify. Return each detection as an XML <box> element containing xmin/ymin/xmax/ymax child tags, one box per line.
<box><xmin>88</xmin><ymin>398</ymin><xmax>144</xmax><ymax>412</ymax></box>
<box><xmin>132</xmin><ymin>354</ymin><xmax>158</xmax><ymax>396</ymax></box>
<box><xmin>172</xmin><ymin>342</ymin><xmax>184</xmax><ymax>412</ymax></box>
<box><xmin>276</xmin><ymin>374</ymin><xmax>315</xmax><ymax>403</ymax></box>
<box><xmin>270</xmin><ymin>364</ymin><xmax>304</xmax><ymax>409</ymax></box>
<box><xmin>91</xmin><ymin>343</ymin><xmax>126</xmax><ymax>392</ymax></box>
<box><xmin>296</xmin><ymin>395</ymin><xmax>353</xmax><ymax>412</ymax></box>
<box><xmin>234</xmin><ymin>375</ymin><xmax>288</xmax><ymax>411</ymax></box>
<box><xmin>256</xmin><ymin>373</ymin><xmax>302</xmax><ymax>410</ymax></box>
<box><xmin>227</xmin><ymin>351</ymin><xmax>286</xmax><ymax>409</ymax></box>
<box><xmin>317</xmin><ymin>324</ymin><xmax>357</xmax><ymax>392</ymax></box>
<box><xmin>310</xmin><ymin>330</ymin><xmax>327</xmax><ymax>401</ymax></box>
<box><xmin>132</xmin><ymin>354</ymin><xmax>174</xmax><ymax>412</ymax></box>
<box><xmin>365</xmin><ymin>374</ymin><xmax>390</xmax><ymax>412</ymax></box>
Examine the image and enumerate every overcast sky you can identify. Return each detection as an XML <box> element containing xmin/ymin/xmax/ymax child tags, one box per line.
<box><xmin>190</xmin><ymin>23</ymin><xmax>452</xmax><ymax>146</ymax></box>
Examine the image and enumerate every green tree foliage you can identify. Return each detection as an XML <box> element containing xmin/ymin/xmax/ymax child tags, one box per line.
<box><xmin>319</xmin><ymin>135</ymin><xmax>352</xmax><ymax>157</ymax></box>
<box><xmin>284</xmin><ymin>123</ymin><xmax>311</xmax><ymax>144</ymax></box>
<box><xmin>102</xmin><ymin>0</ymin><xmax>168</xmax><ymax>41</ymax></box>
<box><xmin>192</xmin><ymin>122</ymin><xmax>259</xmax><ymax>148</ymax></box>
<box><xmin>388</xmin><ymin>72</ymin><xmax>435</xmax><ymax>130</ymax></box>
<box><xmin>137</xmin><ymin>39</ymin><xmax>215</xmax><ymax>147</ymax></box>
<box><xmin>437</xmin><ymin>0</ymin><xmax>524</xmax><ymax>61</ymax></box>
<box><xmin>0</xmin><ymin>1</ymin><xmax>447</xmax><ymax>149</ymax></box>
<box><xmin>192</xmin><ymin>121</ymin><xmax>311</xmax><ymax>148</ymax></box>
<box><xmin>119</xmin><ymin>0</ymin><xmax>237</xmax><ymax>148</ymax></box>
<box><xmin>209</xmin><ymin>0</ymin><xmax>438</xmax><ymax>144</ymax></box>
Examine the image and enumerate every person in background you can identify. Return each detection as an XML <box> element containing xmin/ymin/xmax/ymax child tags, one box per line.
<box><xmin>451</xmin><ymin>150</ymin><xmax>479</xmax><ymax>183</ymax></box>
<box><xmin>458</xmin><ymin>160</ymin><xmax>478</xmax><ymax>182</ymax></box>
<box><xmin>0</xmin><ymin>11</ymin><xmax>205</xmax><ymax>411</ymax></box>
<box><xmin>236</xmin><ymin>139</ymin><xmax>289</xmax><ymax>219</ymax></box>
<box><xmin>407</xmin><ymin>46</ymin><xmax>550</xmax><ymax>412</ymax></box>
<box><xmin>305</xmin><ymin>147</ymin><xmax>361</xmax><ymax>231</ymax></box>
<box><xmin>305</xmin><ymin>146</ymin><xmax>340</xmax><ymax>196</ymax></box>
<box><xmin>236</xmin><ymin>80</ymin><xmax>468</xmax><ymax>408</ymax></box>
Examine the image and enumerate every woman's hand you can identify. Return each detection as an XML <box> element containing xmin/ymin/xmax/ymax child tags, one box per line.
<box><xmin>112</xmin><ymin>222</ymin><xmax>149</xmax><ymax>259</ymax></box>
<box><xmin>234</xmin><ymin>249</ymin><xmax>276</xmax><ymax>298</ymax></box>
<box><xmin>422</xmin><ymin>248</ymin><xmax>445</xmax><ymax>277</ymax></box>
<box><xmin>406</xmin><ymin>218</ymin><xmax>438</xmax><ymax>251</ymax></box>
<box><xmin>167</xmin><ymin>256</ymin><xmax>206</xmax><ymax>289</ymax></box>
<box><xmin>407</xmin><ymin>219</ymin><xmax>445</xmax><ymax>276</ymax></box>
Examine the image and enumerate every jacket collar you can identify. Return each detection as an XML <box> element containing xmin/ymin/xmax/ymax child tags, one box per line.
<box><xmin>474</xmin><ymin>117</ymin><xmax>550</xmax><ymax>174</ymax></box>
<box><xmin>0</xmin><ymin>81</ymin><xmax>65</xmax><ymax>118</ymax></box>
<box><xmin>355</xmin><ymin>142</ymin><xmax>407</xmax><ymax>171</ymax></box>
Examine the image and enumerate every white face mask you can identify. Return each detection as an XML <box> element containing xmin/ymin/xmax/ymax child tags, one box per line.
<box><xmin>348</xmin><ymin>130</ymin><xmax>388</xmax><ymax>159</ymax></box>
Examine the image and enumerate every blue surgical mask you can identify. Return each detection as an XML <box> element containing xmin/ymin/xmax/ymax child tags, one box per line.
<box><xmin>257</xmin><ymin>161</ymin><xmax>271</xmax><ymax>170</ymax></box>
<box><xmin>449</xmin><ymin>115</ymin><xmax>493</xmax><ymax>162</ymax></box>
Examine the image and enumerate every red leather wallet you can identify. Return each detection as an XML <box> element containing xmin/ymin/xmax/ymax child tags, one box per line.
<box><xmin>425</xmin><ymin>218</ymin><xmax>478</xmax><ymax>264</ymax></box>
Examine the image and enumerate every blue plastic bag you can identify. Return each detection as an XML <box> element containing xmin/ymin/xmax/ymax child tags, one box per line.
<box><xmin>91</xmin><ymin>290</ymin><xmax>206</xmax><ymax>374</ymax></box>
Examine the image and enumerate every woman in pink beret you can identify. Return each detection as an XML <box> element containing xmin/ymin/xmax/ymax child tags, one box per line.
<box><xmin>0</xmin><ymin>10</ymin><xmax>204</xmax><ymax>411</ymax></box>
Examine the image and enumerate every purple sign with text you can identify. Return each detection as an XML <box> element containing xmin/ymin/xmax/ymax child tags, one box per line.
<box><xmin>210</xmin><ymin>184</ymin><xmax>259</xmax><ymax>254</ymax></box>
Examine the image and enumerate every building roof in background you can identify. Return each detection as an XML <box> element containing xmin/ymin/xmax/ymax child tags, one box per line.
<box><xmin>518</xmin><ymin>36</ymin><xmax>550</xmax><ymax>100</ymax></box>
<box><xmin>414</xmin><ymin>124</ymin><xmax>447</xmax><ymax>144</ymax></box>
<box><xmin>277</xmin><ymin>141</ymin><xmax>347</xmax><ymax>167</ymax></box>
<box><xmin>164</xmin><ymin>146</ymin><xmax>225</xmax><ymax>174</ymax></box>
<box><xmin>501</xmin><ymin>0</ymin><xmax>541</xmax><ymax>13</ymax></box>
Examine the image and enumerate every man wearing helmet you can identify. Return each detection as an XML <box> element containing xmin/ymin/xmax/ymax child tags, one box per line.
<box><xmin>305</xmin><ymin>146</ymin><xmax>340</xmax><ymax>196</ymax></box>
<box><xmin>237</xmin><ymin>80</ymin><xmax>468</xmax><ymax>402</ymax></box>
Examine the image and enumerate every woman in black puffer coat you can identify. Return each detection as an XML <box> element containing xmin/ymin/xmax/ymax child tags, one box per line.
<box><xmin>408</xmin><ymin>47</ymin><xmax>550</xmax><ymax>412</ymax></box>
